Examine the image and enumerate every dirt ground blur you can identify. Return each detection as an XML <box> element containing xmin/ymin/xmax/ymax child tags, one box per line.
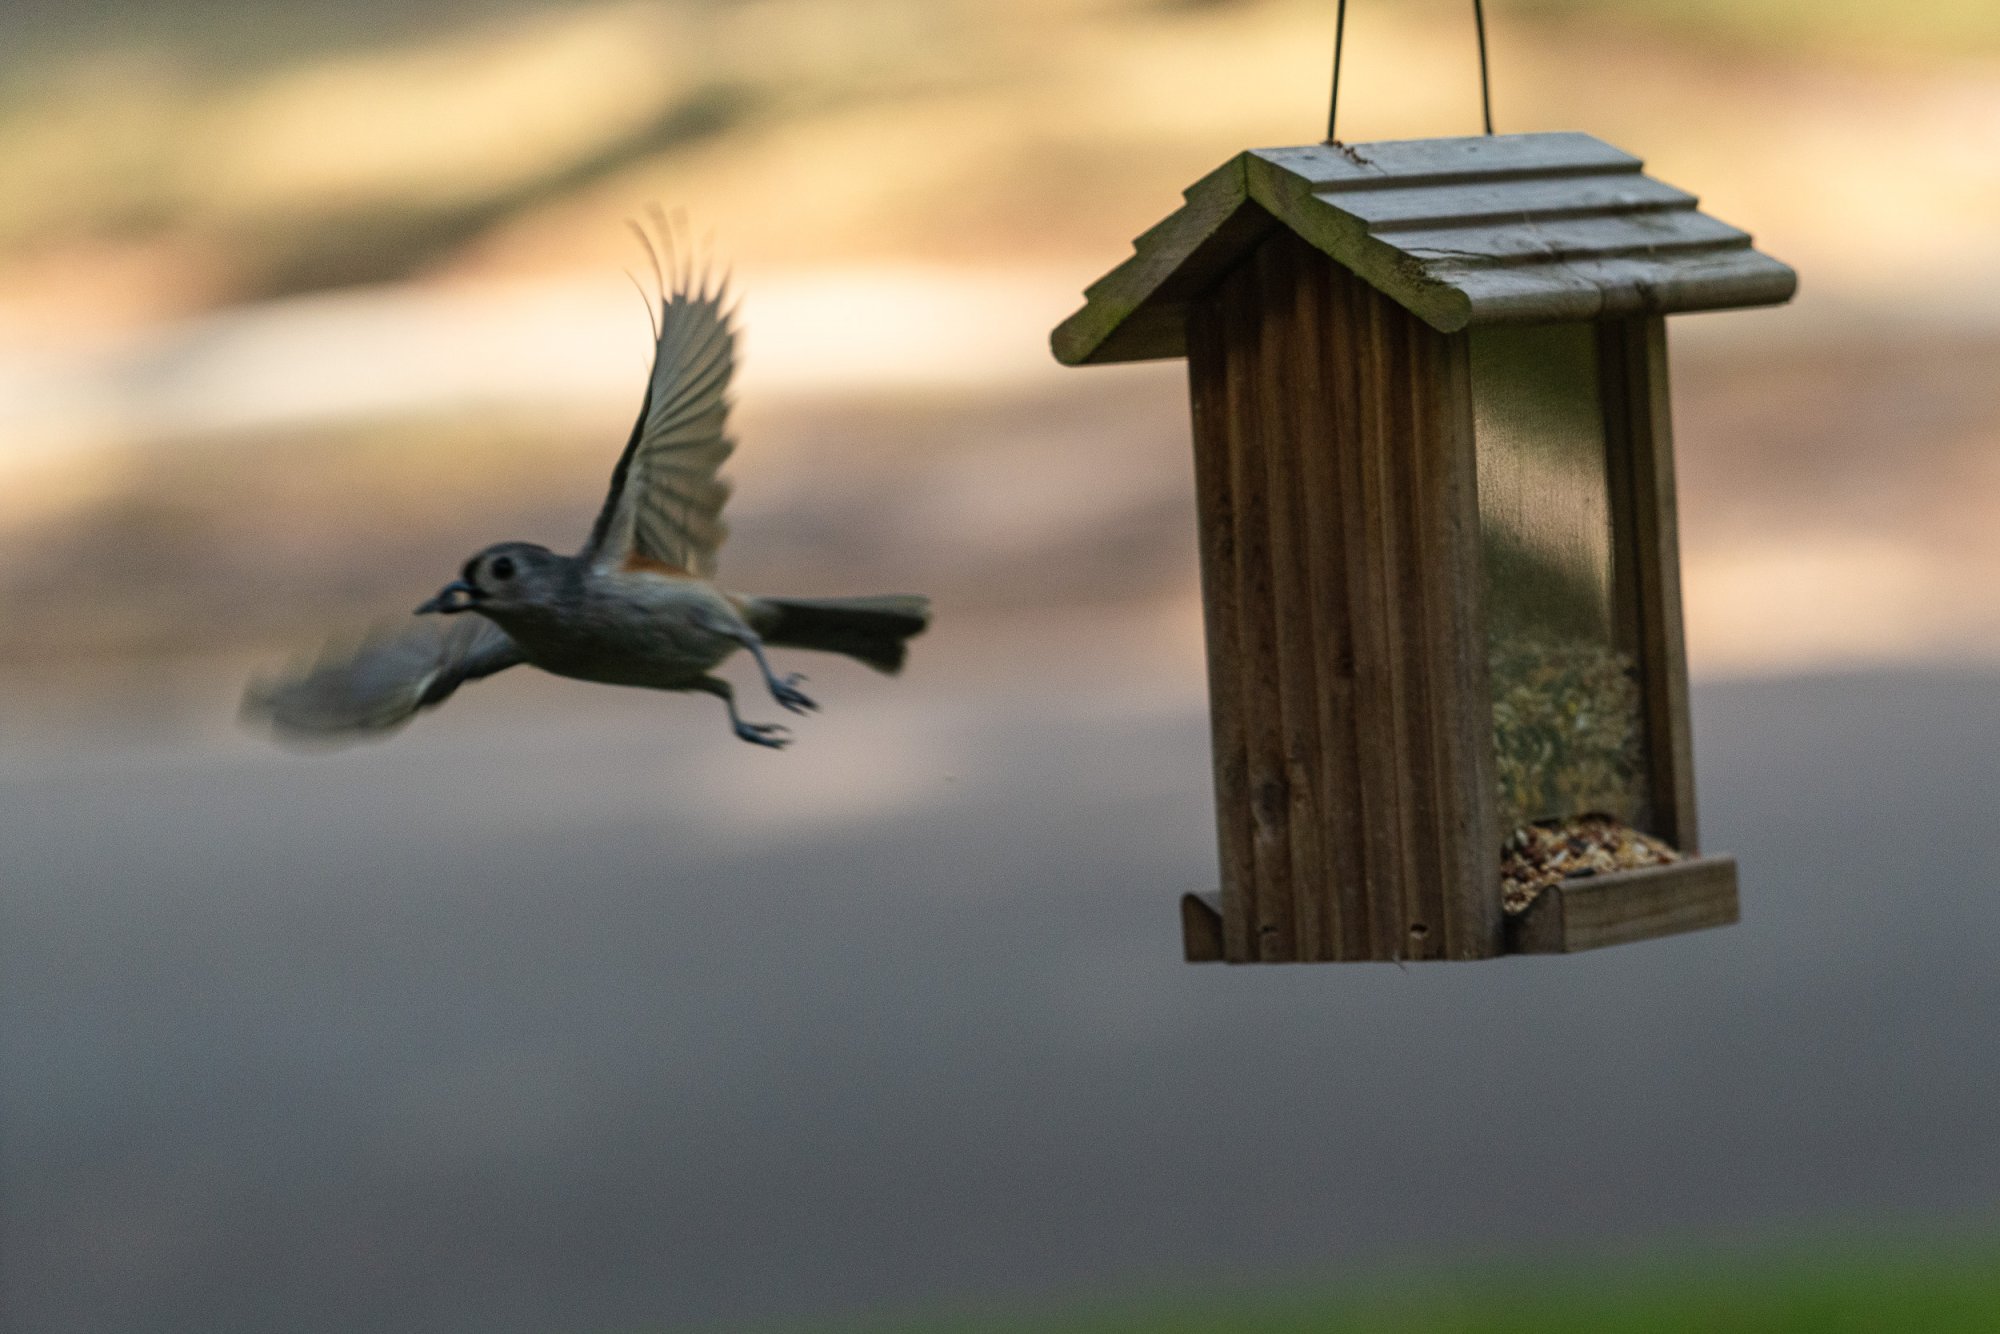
<box><xmin>2</xmin><ymin>0</ymin><xmax>1998</xmax><ymax>718</ymax></box>
<box><xmin>5</xmin><ymin>308</ymin><xmax>2000</xmax><ymax>706</ymax></box>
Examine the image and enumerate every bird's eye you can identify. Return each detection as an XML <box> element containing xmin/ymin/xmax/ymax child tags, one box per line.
<box><xmin>490</xmin><ymin>556</ymin><xmax>516</xmax><ymax>581</ymax></box>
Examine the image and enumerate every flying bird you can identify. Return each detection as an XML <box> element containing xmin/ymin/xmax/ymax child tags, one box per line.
<box><xmin>245</xmin><ymin>233</ymin><xmax>930</xmax><ymax>749</ymax></box>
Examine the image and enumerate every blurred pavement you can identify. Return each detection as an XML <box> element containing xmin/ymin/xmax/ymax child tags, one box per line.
<box><xmin>4</xmin><ymin>617</ymin><xmax>2000</xmax><ymax>1331</ymax></box>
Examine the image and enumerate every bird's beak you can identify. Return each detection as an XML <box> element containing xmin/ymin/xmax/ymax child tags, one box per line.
<box><xmin>415</xmin><ymin>579</ymin><xmax>478</xmax><ymax>615</ymax></box>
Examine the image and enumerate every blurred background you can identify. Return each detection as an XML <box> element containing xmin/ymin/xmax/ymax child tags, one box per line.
<box><xmin>4</xmin><ymin>0</ymin><xmax>2000</xmax><ymax>1330</ymax></box>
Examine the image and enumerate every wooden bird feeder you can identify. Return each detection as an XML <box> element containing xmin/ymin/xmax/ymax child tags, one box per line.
<box><xmin>1050</xmin><ymin>132</ymin><xmax>1795</xmax><ymax>963</ymax></box>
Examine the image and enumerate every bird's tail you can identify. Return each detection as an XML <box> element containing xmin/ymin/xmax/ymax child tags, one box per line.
<box><xmin>748</xmin><ymin>594</ymin><xmax>931</xmax><ymax>675</ymax></box>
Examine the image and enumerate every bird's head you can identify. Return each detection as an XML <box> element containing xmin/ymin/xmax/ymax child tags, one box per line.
<box><xmin>416</xmin><ymin>542</ymin><xmax>566</xmax><ymax>618</ymax></box>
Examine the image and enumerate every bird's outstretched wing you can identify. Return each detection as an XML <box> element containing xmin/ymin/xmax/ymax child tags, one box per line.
<box><xmin>243</xmin><ymin>615</ymin><xmax>524</xmax><ymax>743</ymax></box>
<box><xmin>580</xmin><ymin>241</ymin><xmax>736</xmax><ymax>577</ymax></box>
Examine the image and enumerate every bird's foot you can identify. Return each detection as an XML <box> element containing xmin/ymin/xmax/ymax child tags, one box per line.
<box><xmin>733</xmin><ymin>719</ymin><xmax>793</xmax><ymax>749</ymax></box>
<box><xmin>769</xmin><ymin>672</ymin><xmax>817</xmax><ymax>716</ymax></box>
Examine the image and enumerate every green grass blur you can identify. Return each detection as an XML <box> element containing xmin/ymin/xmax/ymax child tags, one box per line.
<box><xmin>825</xmin><ymin>1239</ymin><xmax>2000</xmax><ymax>1333</ymax></box>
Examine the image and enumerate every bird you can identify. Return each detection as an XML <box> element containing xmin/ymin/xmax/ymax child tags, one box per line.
<box><xmin>244</xmin><ymin>229</ymin><xmax>930</xmax><ymax>750</ymax></box>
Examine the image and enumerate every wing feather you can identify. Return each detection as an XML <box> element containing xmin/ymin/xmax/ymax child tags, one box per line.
<box><xmin>243</xmin><ymin>615</ymin><xmax>523</xmax><ymax>743</ymax></box>
<box><xmin>580</xmin><ymin>251</ymin><xmax>737</xmax><ymax>577</ymax></box>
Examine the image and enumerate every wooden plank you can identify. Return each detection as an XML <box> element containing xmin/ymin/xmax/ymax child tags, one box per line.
<box><xmin>1253</xmin><ymin>133</ymin><xmax>1641</xmax><ymax>190</ymax></box>
<box><xmin>1390</xmin><ymin>312</ymin><xmax>1449</xmax><ymax>960</ymax></box>
<box><xmin>1363</xmin><ymin>301</ymin><xmax>1439</xmax><ymax>960</ymax></box>
<box><xmin>1081</xmin><ymin>303</ymin><xmax>1195</xmax><ymax>367</ymax></box>
<box><xmin>1390</xmin><ymin>211</ymin><xmax>1750</xmax><ymax>267</ymax></box>
<box><xmin>1245</xmin><ymin>151</ymin><xmax>1472</xmax><ymax>335</ymax></box>
<box><xmin>1415</xmin><ymin>327</ymin><xmax>1502</xmax><ymax>959</ymax></box>
<box><xmin>1053</xmin><ymin>155</ymin><xmax>1252</xmax><ymax>366</ymax></box>
<box><xmin>1332</xmin><ymin>175</ymin><xmax>1697</xmax><ymax>234</ymax></box>
<box><xmin>1261</xmin><ymin>153</ymin><xmax>1794</xmax><ymax>335</ymax></box>
<box><xmin>1600</xmin><ymin>318</ymin><xmax>1700</xmax><ymax>853</ymax></box>
<box><xmin>1637</xmin><ymin>317</ymin><xmax>1700</xmax><ymax>853</ymax></box>
<box><xmin>1054</xmin><ymin>133</ymin><xmax>1794</xmax><ymax>364</ymax></box>
<box><xmin>1086</xmin><ymin>204</ymin><xmax>1284</xmax><ymax>365</ymax></box>
<box><xmin>1506</xmin><ymin>856</ymin><xmax>1738</xmax><ymax>954</ymax></box>
<box><xmin>1178</xmin><ymin>233</ymin><xmax>1506</xmax><ymax>962</ymax></box>
<box><xmin>1598</xmin><ymin>320</ymin><xmax>1651</xmax><ymax>827</ymax></box>
<box><xmin>1447</xmin><ymin>250</ymin><xmax>1797</xmax><ymax>328</ymax></box>
<box><xmin>1219</xmin><ymin>262</ymin><xmax>1298</xmax><ymax>961</ymax></box>
<box><xmin>1183</xmin><ymin>311</ymin><xmax>1259</xmax><ymax>961</ymax></box>
<box><xmin>1256</xmin><ymin>239</ymin><xmax>1330</xmax><ymax>960</ymax></box>
<box><xmin>1181</xmin><ymin>892</ymin><xmax>1225</xmax><ymax>963</ymax></box>
<box><xmin>1346</xmin><ymin>271</ymin><xmax>1410</xmax><ymax>960</ymax></box>
<box><xmin>1294</xmin><ymin>241</ymin><xmax>1363</xmax><ymax>960</ymax></box>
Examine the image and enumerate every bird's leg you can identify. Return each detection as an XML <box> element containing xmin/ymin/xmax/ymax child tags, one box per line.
<box><xmin>692</xmin><ymin>675</ymin><xmax>790</xmax><ymax>749</ymax></box>
<box><xmin>722</xmin><ymin>625</ymin><xmax>817</xmax><ymax>715</ymax></box>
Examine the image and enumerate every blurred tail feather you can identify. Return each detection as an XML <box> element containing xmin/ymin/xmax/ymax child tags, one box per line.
<box><xmin>750</xmin><ymin>595</ymin><xmax>930</xmax><ymax>675</ymax></box>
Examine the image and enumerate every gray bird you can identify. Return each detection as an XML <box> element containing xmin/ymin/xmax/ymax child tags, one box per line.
<box><xmin>245</xmin><ymin>251</ymin><xmax>930</xmax><ymax>749</ymax></box>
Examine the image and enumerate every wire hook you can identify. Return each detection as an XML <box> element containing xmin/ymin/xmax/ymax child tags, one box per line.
<box><xmin>1327</xmin><ymin>0</ymin><xmax>1495</xmax><ymax>144</ymax></box>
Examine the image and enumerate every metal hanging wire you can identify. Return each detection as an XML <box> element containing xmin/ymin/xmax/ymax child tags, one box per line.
<box><xmin>1326</xmin><ymin>0</ymin><xmax>1496</xmax><ymax>144</ymax></box>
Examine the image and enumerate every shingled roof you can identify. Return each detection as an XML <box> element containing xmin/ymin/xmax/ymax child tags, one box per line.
<box><xmin>1051</xmin><ymin>131</ymin><xmax>1796</xmax><ymax>366</ymax></box>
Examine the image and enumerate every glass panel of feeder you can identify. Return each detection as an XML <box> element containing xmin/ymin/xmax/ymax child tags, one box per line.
<box><xmin>1470</xmin><ymin>323</ymin><xmax>1648</xmax><ymax>832</ymax></box>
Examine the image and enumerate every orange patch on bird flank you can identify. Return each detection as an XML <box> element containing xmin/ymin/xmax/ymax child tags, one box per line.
<box><xmin>621</xmin><ymin>552</ymin><xmax>692</xmax><ymax>577</ymax></box>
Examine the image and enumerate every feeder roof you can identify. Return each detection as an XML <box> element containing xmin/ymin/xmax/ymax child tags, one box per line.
<box><xmin>1051</xmin><ymin>132</ymin><xmax>1797</xmax><ymax>365</ymax></box>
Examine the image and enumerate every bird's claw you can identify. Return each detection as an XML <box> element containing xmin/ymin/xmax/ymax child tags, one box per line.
<box><xmin>733</xmin><ymin>719</ymin><xmax>792</xmax><ymax>749</ymax></box>
<box><xmin>771</xmin><ymin>672</ymin><xmax>817</xmax><ymax>716</ymax></box>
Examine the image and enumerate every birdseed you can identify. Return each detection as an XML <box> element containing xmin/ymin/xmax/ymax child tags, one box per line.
<box><xmin>1500</xmin><ymin>814</ymin><xmax>1680</xmax><ymax>915</ymax></box>
<box><xmin>1489</xmin><ymin>634</ymin><xmax>1647</xmax><ymax>829</ymax></box>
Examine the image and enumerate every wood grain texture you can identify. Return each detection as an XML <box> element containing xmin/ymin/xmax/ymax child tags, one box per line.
<box><xmin>1390</xmin><ymin>211</ymin><xmax>1748</xmax><ymax>265</ymax></box>
<box><xmin>1506</xmin><ymin>856</ymin><xmax>1738</xmax><ymax>954</ymax></box>
<box><xmin>1224</xmin><ymin>253</ymin><xmax>1299</xmax><ymax>962</ymax></box>
<box><xmin>1183</xmin><ymin>230</ymin><xmax>1499</xmax><ymax>962</ymax></box>
<box><xmin>1415</xmin><ymin>317</ymin><xmax>1503</xmax><ymax>955</ymax></box>
<box><xmin>1329</xmin><ymin>174</ymin><xmax>1696</xmax><ymax>233</ymax></box>
<box><xmin>1294</xmin><ymin>242</ymin><xmax>1366</xmax><ymax>960</ymax></box>
<box><xmin>1256</xmin><ymin>241</ymin><xmax>1329</xmax><ymax>959</ymax></box>
<box><xmin>1055</xmin><ymin>156</ymin><xmax>1254</xmax><ymax>366</ymax></box>
<box><xmin>1050</xmin><ymin>132</ymin><xmax>1796</xmax><ymax>365</ymax></box>
<box><xmin>1184</xmin><ymin>312</ymin><xmax>1258</xmax><ymax>962</ymax></box>
<box><xmin>1181</xmin><ymin>892</ymin><xmax>1226</xmax><ymax>963</ymax></box>
<box><xmin>1598</xmin><ymin>317</ymin><xmax>1700</xmax><ymax>852</ymax></box>
<box><xmin>1252</xmin><ymin>133</ymin><xmax>1642</xmax><ymax>188</ymax></box>
<box><xmin>1340</xmin><ymin>269</ymin><xmax>1401</xmax><ymax>959</ymax></box>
